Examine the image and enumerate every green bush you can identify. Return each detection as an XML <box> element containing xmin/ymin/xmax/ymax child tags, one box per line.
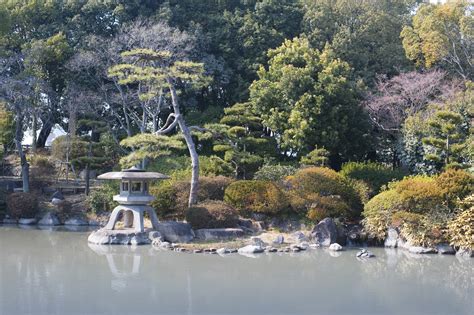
<box><xmin>6</xmin><ymin>192</ymin><xmax>38</xmax><ymax>219</ymax></box>
<box><xmin>391</xmin><ymin>211</ymin><xmax>445</xmax><ymax>247</ymax></box>
<box><xmin>200</xmin><ymin>155</ymin><xmax>234</xmax><ymax>177</ymax></box>
<box><xmin>392</xmin><ymin>175</ymin><xmax>445</xmax><ymax>214</ymax></box>
<box><xmin>340</xmin><ymin>162</ymin><xmax>406</xmax><ymax>195</ymax></box>
<box><xmin>306</xmin><ymin>195</ymin><xmax>352</xmax><ymax>223</ymax></box>
<box><xmin>362</xmin><ymin>190</ymin><xmax>402</xmax><ymax>240</ymax></box>
<box><xmin>436</xmin><ymin>169</ymin><xmax>474</xmax><ymax>205</ymax></box>
<box><xmin>51</xmin><ymin>136</ymin><xmax>88</xmax><ymax>162</ymax></box>
<box><xmin>224</xmin><ymin>180</ymin><xmax>289</xmax><ymax>215</ymax></box>
<box><xmin>186</xmin><ymin>200</ymin><xmax>239</xmax><ymax>229</ymax></box>
<box><xmin>254</xmin><ymin>164</ymin><xmax>297</xmax><ymax>182</ymax></box>
<box><xmin>87</xmin><ymin>184</ymin><xmax>118</xmax><ymax>213</ymax></box>
<box><xmin>447</xmin><ymin>208</ymin><xmax>473</xmax><ymax>250</ymax></box>
<box><xmin>150</xmin><ymin>176</ymin><xmax>235</xmax><ymax>218</ymax></box>
<box><xmin>285</xmin><ymin>167</ymin><xmax>363</xmax><ymax>217</ymax></box>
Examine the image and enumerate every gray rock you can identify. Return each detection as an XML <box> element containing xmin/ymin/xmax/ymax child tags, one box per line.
<box><xmin>293</xmin><ymin>231</ymin><xmax>308</xmax><ymax>242</ymax></box>
<box><xmin>216</xmin><ymin>248</ymin><xmax>230</xmax><ymax>255</ymax></box>
<box><xmin>38</xmin><ymin>212</ymin><xmax>61</xmax><ymax>226</ymax></box>
<box><xmin>273</xmin><ymin>235</ymin><xmax>285</xmax><ymax>245</ymax></box>
<box><xmin>329</xmin><ymin>243</ymin><xmax>343</xmax><ymax>251</ymax></box>
<box><xmin>267</xmin><ymin>247</ymin><xmax>278</xmax><ymax>253</ymax></box>
<box><xmin>193</xmin><ymin>249</ymin><xmax>203</xmax><ymax>254</ymax></box>
<box><xmin>356</xmin><ymin>249</ymin><xmax>375</xmax><ymax>258</ymax></box>
<box><xmin>455</xmin><ymin>248</ymin><xmax>473</xmax><ymax>258</ymax></box>
<box><xmin>2</xmin><ymin>218</ymin><xmax>18</xmax><ymax>224</ymax></box>
<box><xmin>194</xmin><ymin>228</ymin><xmax>244</xmax><ymax>241</ymax></box>
<box><xmin>51</xmin><ymin>198</ymin><xmax>64</xmax><ymax>206</ymax></box>
<box><xmin>384</xmin><ymin>227</ymin><xmax>399</xmax><ymax>248</ymax></box>
<box><xmin>64</xmin><ymin>217</ymin><xmax>88</xmax><ymax>226</ymax></box>
<box><xmin>51</xmin><ymin>191</ymin><xmax>64</xmax><ymax>201</ymax></box>
<box><xmin>251</xmin><ymin>236</ymin><xmax>267</xmax><ymax>247</ymax></box>
<box><xmin>298</xmin><ymin>241</ymin><xmax>310</xmax><ymax>250</ymax></box>
<box><xmin>311</xmin><ymin>218</ymin><xmax>337</xmax><ymax>247</ymax></box>
<box><xmin>436</xmin><ymin>244</ymin><xmax>455</xmax><ymax>255</ymax></box>
<box><xmin>408</xmin><ymin>246</ymin><xmax>438</xmax><ymax>254</ymax></box>
<box><xmin>346</xmin><ymin>224</ymin><xmax>367</xmax><ymax>245</ymax></box>
<box><xmin>148</xmin><ymin>231</ymin><xmax>162</xmax><ymax>242</ymax></box>
<box><xmin>88</xmin><ymin>220</ymin><xmax>101</xmax><ymax>226</ymax></box>
<box><xmin>156</xmin><ymin>221</ymin><xmax>194</xmax><ymax>243</ymax></box>
<box><xmin>238</xmin><ymin>245</ymin><xmax>264</xmax><ymax>254</ymax></box>
<box><xmin>18</xmin><ymin>218</ymin><xmax>37</xmax><ymax>225</ymax></box>
<box><xmin>88</xmin><ymin>229</ymin><xmax>151</xmax><ymax>245</ymax></box>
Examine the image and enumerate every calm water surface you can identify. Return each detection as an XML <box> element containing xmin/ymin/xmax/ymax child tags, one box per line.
<box><xmin>0</xmin><ymin>226</ymin><xmax>472</xmax><ymax>315</ymax></box>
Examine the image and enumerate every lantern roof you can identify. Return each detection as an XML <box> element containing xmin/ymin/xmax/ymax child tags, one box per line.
<box><xmin>97</xmin><ymin>167</ymin><xmax>169</xmax><ymax>180</ymax></box>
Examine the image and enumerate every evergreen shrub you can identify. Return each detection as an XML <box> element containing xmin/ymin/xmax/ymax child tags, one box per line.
<box><xmin>186</xmin><ymin>200</ymin><xmax>239</xmax><ymax>229</ymax></box>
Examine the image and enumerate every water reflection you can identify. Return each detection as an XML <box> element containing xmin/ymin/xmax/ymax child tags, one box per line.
<box><xmin>1</xmin><ymin>226</ymin><xmax>473</xmax><ymax>315</ymax></box>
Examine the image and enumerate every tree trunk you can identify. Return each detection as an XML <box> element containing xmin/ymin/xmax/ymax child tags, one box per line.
<box><xmin>14</xmin><ymin>114</ymin><xmax>29</xmax><ymax>192</ymax></box>
<box><xmin>37</xmin><ymin>118</ymin><xmax>54</xmax><ymax>148</ymax></box>
<box><xmin>32</xmin><ymin>113</ymin><xmax>37</xmax><ymax>153</ymax></box>
<box><xmin>168</xmin><ymin>81</ymin><xmax>199</xmax><ymax>207</ymax></box>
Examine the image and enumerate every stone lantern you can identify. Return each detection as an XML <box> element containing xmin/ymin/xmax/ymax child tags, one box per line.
<box><xmin>88</xmin><ymin>167</ymin><xmax>169</xmax><ymax>245</ymax></box>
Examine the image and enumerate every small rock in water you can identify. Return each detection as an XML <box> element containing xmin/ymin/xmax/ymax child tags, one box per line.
<box><xmin>273</xmin><ymin>235</ymin><xmax>285</xmax><ymax>245</ymax></box>
<box><xmin>229</xmin><ymin>249</ymin><xmax>238</xmax><ymax>253</ymax></box>
<box><xmin>356</xmin><ymin>249</ymin><xmax>375</xmax><ymax>258</ymax></box>
<box><xmin>217</xmin><ymin>248</ymin><xmax>230</xmax><ymax>255</ymax></box>
<box><xmin>298</xmin><ymin>241</ymin><xmax>310</xmax><ymax>250</ymax></box>
<box><xmin>64</xmin><ymin>217</ymin><xmax>88</xmax><ymax>226</ymax></box>
<box><xmin>18</xmin><ymin>218</ymin><xmax>37</xmax><ymax>225</ymax></box>
<box><xmin>329</xmin><ymin>243</ymin><xmax>343</xmax><ymax>251</ymax></box>
<box><xmin>267</xmin><ymin>247</ymin><xmax>278</xmax><ymax>253</ymax></box>
<box><xmin>193</xmin><ymin>249</ymin><xmax>203</xmax><ymax>254</ymax></box>
<box><xmin>293</xmin><ymin>231</ymin><xmax>308</xmax><ymax>242</ymax></box>
<box><xmin>436</xmin><ymin>244</ymin><xmax>455</xmax><ymax>255</ymax></box>
<box><xmin>38</xmin><ymin>212</ymin><xmax>60</xmax><ymax>226</ymax></box>
<box><xmin>238</xmin><ymin>245</ymin><xmax>264</xmax><ymax>254</ymax></box>
<box><xmin>408</xmin><ymin>246</ymin><xmax>437</xmax><ymax>254</ymax></box>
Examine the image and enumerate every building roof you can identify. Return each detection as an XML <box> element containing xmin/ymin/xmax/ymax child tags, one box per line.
<box><xmin>97</xmin><ymin>167</ymin><xmax>169</xmax><ymax>180</ymax></box>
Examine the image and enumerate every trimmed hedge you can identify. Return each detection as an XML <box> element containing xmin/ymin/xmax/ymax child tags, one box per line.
<box><xmin>340</xmin><ymin>162</ymin><xmax>406</xmax><ymax>195</ymax></box>
<box><xmin>6</xmin><ymin>192</ymin><xmax>38</xmax><ymax>219</ymax></box>
<box><xmin>185</xmin><ymin>200</ymin><xmax>239</xmax><ymax>229</ymax></box>
<box><xmin>224</xmin><ymin>180</ymin><xmax>289</xmax><ymax>215</ymax></box>
<box><xmin>285</xmin><ymin>167</ymin><xmax>363</xmax><ymax>217</ymax></box>
<box><xmin>151</xmin><ymin>176</ymin><xmax>235</xmax><ymax>218</ymax></box>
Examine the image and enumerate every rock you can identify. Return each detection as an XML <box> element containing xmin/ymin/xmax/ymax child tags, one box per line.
<box><xmin>251</xmin><ymin>236</ymin><xmax>267</xmax><ymax>247</ymax></box>
<box><xmin>217</xmin><ymin>248</ymin><xmax>230</xmax><ymax>255</ymax></box>
<box><xmin>311</xmin><ymin>218</ymin><xmax>337</xmax><ymax>247</ymax></box>
<box><xmin>194</xmin><ymin>228</ymin><xmax>244</xmax><ymax>241</ymax></box>
<box><xmin>38</xmin><ymin>212</ymin><xmax>61</xmax><ymax>226</ymax></box>
<box><xmin>88</xmin><ymin>229</ymin><xmax>151</xmax><ymax>245</ymax></box>
<box><xmin>51</xmin><ymin>191</ymin><xmax>64</xmax><ymax>201</ymax></box>
<box><xmin>88</xmin><ymin>220</ymin><xmax>101</xmax><ymax>226</ymax></box>
<box><xmin>356</xmin><ymin>249</ymin><xmax>375</xmax><ymax>258</ymax></box>
<box><xmin>273</xmin><ymin>235</ymin><xmax>285</xmax><ymax>245</ymax></box>
<box><xmin>298</xmin><ymin>241</ymin><xmax>310</xmax><ymax>250</ymax></box>
<box><xmin>64</xmin><ymin>217</ymin><xmax>88</xmax><ymax>226</ymax></box>
<box><xmin>456</xmin><ymin>249</ymin><xmax>473</xmax><ymax>258</ymax></box>
<box><xmin>18</xmin><ymin>218</ymin><xmax>37</xmax><ymax>225</ymax></box>
<box><xmin>148</xmin><ymin>231</ymin><xmax>163</xmax><ymax>242</ymax></box>
<box><xmin>293</xmin><ymin>231</ymin><xmax>308</xmax><ymax>242</ymax></box>
<box><xmin>408</xmin><ymin>246</ymin><xmax>437</xmax><ymax>254</ymax></box>
<box><xmin>238</xmin><ymin>245</ymin><xmax>264</xmax><ymax>254</ymax></box>
<box><xmin>156</xmin><ymin>222</ymin><xmax>194</xmax><ymax>243</ymax></box>
<box><xmin>267</xmin><ymin>247</ymin><xmax>278</xmax><ymax>253</ymax></box>
<box><xmin>2</xmin><ymin>218</ymin><xmax>17</xmax><ymax>224</ymax></box>
<box><xmin>335</xmin><ymin>222</ymin><xmax>348</xmax><ymax>245</ymax></box>
<box><xmin>291</xmin><ymin>247</ymin><xmax>301</xmax><ymax>252</ymax></box>
<box><xmin>329</xmin><ymin>243</ymin><xmax>343</xmax><ymax>251</ymax></box>
<box><xmin>384</xmin><ymin>228</ymin><xmax>399</xmax><ymax>248</ymax></box>
<box><xmin>346</xmin><ymin>224</ymin><xmax>366</xmax><ymax>245</ymax></box>
<box><xmin>229</xmin><ymin>249</ymin><xmax>238</xmax><ymax>253</ymax></box>
<box><xmin>436</xmin><ymin>244</ymin><xmax>455</xmax><ymax>255</ymax></box>
<box><xmin>193</xmin><ymin>249</ymin><xmax>203</xmax><ymax>254</ymax></box>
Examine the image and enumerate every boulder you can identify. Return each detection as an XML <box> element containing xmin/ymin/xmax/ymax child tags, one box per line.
<box><xmin>408</xmin><ymin>246</ymin><xmax>438</xmax><ymax>254</ymax></box>
<box><xmin>356</xmin><ymin>249</ymin><xmax>375</xmax><ymax>258</ymax></box>
<box><xmin>216</xmin><ymin>248</ymin><xmax>230</xmax><ymax>255</ymax></box>
<box><xmin>38</xmin><ymin>212</ymin><xmax>61</xmax><ymax>226</ymax></box>
<box><xmin>64</xmin><ymin>217</ymin><xmax>88</xmax><ymax>226</ymax></box>
<box><xmin>251</xmin><ymin>236</ymin><xmax>267</xmax><ymax>247</ymax></box>
<box><xmin>273</xmin><ymin>235</ymin><xmax>285</xmax><ymax>245</ymax></box>
<box><xmin>2</xmin><ymin>218</ymin><xmax>17</xmax><ymax>224</ymax></box>
<box><xmin>237</xmin><ymin>218</ymin><xmax>265</xmax><ymax>233</ymax></box>
<box><xmin>51</xmin><ymin>191</ymin><xmax>64</xmax><ymax>201</ymax></box>
<box><xmin>311</xmin><ymin>218</ymin><xmax>337</xmax><ymax>247</ymax></box>
<box><xmin>346</xmin><ymin>224</ymin><xmax>366</xmax><ymax>245</ymax></box>
<box><xmin>88</xmin><ymin>229</ymin><xmax>151</xmax><ymax>245</ymax></box>
<box><xmin>238</xmin><ymin>245</ymin><xmax>264</xmax><ymax>254</ymax></box>
<box><xmin>293</xmin><ymin>231</ymin><xmax>308</xmax><ymax>242</ymax></box>
<box><xmin>194</xmin><ymin>228</ymin><xmax>244</xmax><ymax>241</ymax></box>
<box><xmin>384</xmin><ymin>228</ymin><xmax>399</xmax><ymax>248</ymax></box>
<box><xmin>156</xmin><ymin>222</ymin><xmax>194</xmax><ymax>243</ymax></box>
<box><xmin>18</xmin><ymin>218</ymin><xmax>37</xmax><ymax>225</ymax></box>
<box><xmin>436</xmin><ymin>244</ymin><xmax>455</xmax><ymax>255</ymax></box>
<box><xmin>329</xmin><ymin>243</ymin><xmax>343</xmax><ymax>251</ymax></box>
<box><xmin>455</xmin><ymin>249</ymin><xmax>473</xmax><ymax>258</ymax></box>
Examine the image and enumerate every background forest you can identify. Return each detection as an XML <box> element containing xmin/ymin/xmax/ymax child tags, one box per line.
<box><xmin>0</xmin><ymin>0</ymin><xmax>472</xmax><ymax>249</ymax></box>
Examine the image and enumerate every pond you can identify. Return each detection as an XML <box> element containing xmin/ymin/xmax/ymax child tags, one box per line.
<box><xmin>0</xmin><ymin>226</ymin><xmax>472</xmax><ymax>315</ymax></box>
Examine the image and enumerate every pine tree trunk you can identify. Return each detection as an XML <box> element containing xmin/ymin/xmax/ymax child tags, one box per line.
<box><xmin>168</xmin><ymin>80</ymin><xmax>199</xmax><ymax>207</ymax></box>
